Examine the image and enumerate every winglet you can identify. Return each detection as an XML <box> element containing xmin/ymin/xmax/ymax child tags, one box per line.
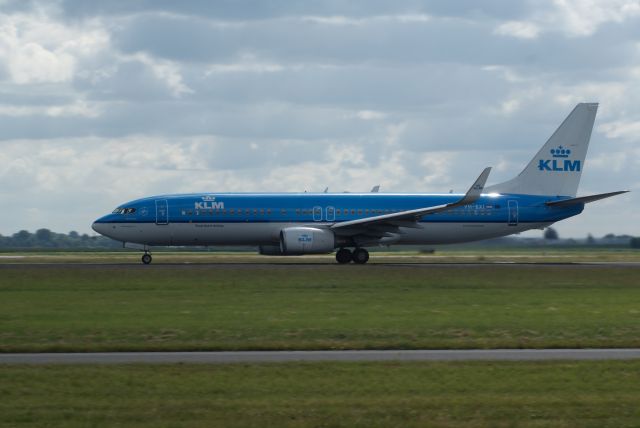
<box><xmin>457</xmin><ymin>167</ymin><xmax>491</xmax><ymax>206</ymax></box>
<box><xmin>370</xmin><ymin>185</ymin><xmax>380</xmax><ymax>193</ymax></box>
<box><xmin>332</xmin><ymin>167</ymin><xmax>492</xmax><ymax>230</ymax></box>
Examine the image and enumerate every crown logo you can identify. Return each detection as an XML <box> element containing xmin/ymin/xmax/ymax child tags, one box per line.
<box><xmin>550</xmin><ymin>146</ymin><xmax>570</xmax><ymax>158</ymax></box>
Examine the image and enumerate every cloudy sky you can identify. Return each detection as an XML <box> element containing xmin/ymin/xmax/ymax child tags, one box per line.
<box><xmin>1</xmin><ymin>0</ymin><xmax>639</xmax><ymax>238</ymax></box>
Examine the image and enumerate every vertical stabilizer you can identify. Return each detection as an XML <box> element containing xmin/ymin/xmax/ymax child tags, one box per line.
<box><xmin>485</xmin><ymin>103</ymin><xmax>598</xmax><ymax>197</ymax></box>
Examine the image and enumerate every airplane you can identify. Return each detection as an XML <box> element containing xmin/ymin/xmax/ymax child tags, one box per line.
<box><xmin>92</xmin><ymin>103</ymin><xmax>628</xmax><ymax>264</ymax></box>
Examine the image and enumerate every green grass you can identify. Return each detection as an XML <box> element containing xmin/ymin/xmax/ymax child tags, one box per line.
<box><xmin>1</xmin><ymin>264</ymin><xmax>640</xmax><ymax>351</ymax></box>
<box><xmin>2</xmin><ymin>361</ymin><xmax>640</xmax><ymax>427</ymax></box>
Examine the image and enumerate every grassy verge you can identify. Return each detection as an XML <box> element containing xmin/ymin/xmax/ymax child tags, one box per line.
<box><xmin>2</xmin><ymin>361</ymin><xmax>640</xmax><ymax>427</ymax></box>
<box><xmin>1</xmin><ymin>265</ymin><xmax>640</xmax><ymax>351</ymax></box>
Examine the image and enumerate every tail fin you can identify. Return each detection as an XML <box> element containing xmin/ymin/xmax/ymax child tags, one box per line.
<box><xmin>485</xmin><ymin>103</ymin><xmax>598</xmax><ymax>197</ymax></box>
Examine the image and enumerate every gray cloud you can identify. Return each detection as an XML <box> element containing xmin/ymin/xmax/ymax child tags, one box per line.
<box><xmin>56</xmin><ymin>0</ymin><xmax>530</xmax><ymax>21</ymax></box>
<box><xmin>0</xmin><ymin>0</ymin><xmax>638</xmax><ymax>238</ymax></box>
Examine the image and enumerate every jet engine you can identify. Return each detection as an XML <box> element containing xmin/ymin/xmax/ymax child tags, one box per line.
<box><xmin>277</xmin><ymin>227</ymin><xmax>335</xmax><ymax>255</ymax></box>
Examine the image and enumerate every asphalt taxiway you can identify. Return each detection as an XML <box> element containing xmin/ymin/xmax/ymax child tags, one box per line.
<box><xmin>1</xmin><ymin>261</ymin><xmax>640</xmax><ymax>269</ymax></box>
<box><xmin>3</xmin><ymin>349</ymin><xmax>640</xmax><ymax>364</ymax></box>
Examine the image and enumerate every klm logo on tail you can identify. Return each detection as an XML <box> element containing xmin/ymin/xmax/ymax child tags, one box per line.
<box><xmin>538</xmin><ymin>146</ymin><xmax>581</xmax><ymax>172</ymax></box>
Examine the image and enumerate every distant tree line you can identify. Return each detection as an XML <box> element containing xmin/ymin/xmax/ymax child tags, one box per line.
<box><xmin>0</xmin><ymin>229</ymin><xmax>121</xmax><ymax>250</ymax></box>
<box><xmin>1</xmin><ymin>228</ymin><xmax>639</xmax><ymax>250</ymax></box>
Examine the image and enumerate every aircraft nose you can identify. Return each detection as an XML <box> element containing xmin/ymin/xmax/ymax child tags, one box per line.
<box><xmin>92</xmin><ymin>221</ymin><xmax>107</xmax><ymax>236</ymax></box>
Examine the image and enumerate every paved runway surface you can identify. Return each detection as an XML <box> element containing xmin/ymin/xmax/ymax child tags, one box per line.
<box><xmin>2</xmin><ymin>262</ymin><xmax>640</xmax><ymax>269</ymax></box>
<box><xmin>3</xmin><ymin>349</ymin><xmax>640</xmax><ymax>364</ymax></box>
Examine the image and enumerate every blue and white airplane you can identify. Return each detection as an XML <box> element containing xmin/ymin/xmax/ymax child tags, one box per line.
<box><xmin>93</xmin><ymin>103</ymin><xmax>627</xmax><ymax>264</ymax></box>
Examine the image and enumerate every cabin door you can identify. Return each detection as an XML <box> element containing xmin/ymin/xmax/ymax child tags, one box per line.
<box><xmin>313</xmin><ymin>206</ymin><xmax>323</xmax><ymax>222</ymax></box>
<box><xmin>155</xmin><ymin>199</ymin><xmax>169</xmax><ymax>225</ymax></box>
<box><xmin>325</xmin><ymin>206</ymin><xmax>335</xmax><ymax>222</ymax></box>
<box><xmin>507</xmin><ymin>200</ymin><xmax>518</xmax><ymax>226</ymax></box>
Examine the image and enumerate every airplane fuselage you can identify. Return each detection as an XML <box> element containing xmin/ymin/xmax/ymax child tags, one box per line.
<box><xmin>92</xmin><ymin>192</ymin><xmax>582</xmax><ymax>248</ymax></box>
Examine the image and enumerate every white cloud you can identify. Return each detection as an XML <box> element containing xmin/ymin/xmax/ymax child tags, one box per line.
<box><xmin>482</xmin><ymin>65</ymin><xmax>526</xmax><ymax>83</ymax></box>
<box><xmin>551</xmin><ymin>0</ymin><xmax>640</xmax><ymax>37</ymax></box>
<box><xmin>355</xmin><ymin>110</ymin><xmax>386</xmax><ymax>120</ymax></box>
<box><xmin>495</xmin><ymin>0</ymin><xmax>640</xmax><ymax>39</ymax></box>
<box><xmin>0</xmin><ymin>9</ymin><xmax>109</xmax><ymax>84</ymax></box>
<box><xmin>127</xmin><ymin>53</ymin><xmax>193</xmax><ymax>97</ymax></box>
<box><xmin>598</xmin><ymin>120</ymin><xmax>640</xmax><ymax>141</ymax></box>
<box><xmin>300</xmin><ymin>14</ymin><xmax>430</xmax><ymax>26</ymax></box>
<box><xmin>0</xmin><ymin>99</ymin><xmax>102</xmax><ymax>118</ymax></box>
<box><xmin>205</xmin><ymin>54</ymin><xmax>287</xmax><ymax>74</ymax></box>
<box><xmin>494</xmin><ymin>21</ymin><xmax>541</xmax><ymax>39</ymax></box>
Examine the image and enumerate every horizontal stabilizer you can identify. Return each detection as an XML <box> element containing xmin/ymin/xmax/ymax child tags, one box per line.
<box><xmin>546</xmin><ymin>190</ymin><xmax>629</xmax><ymax>207</ymax></box>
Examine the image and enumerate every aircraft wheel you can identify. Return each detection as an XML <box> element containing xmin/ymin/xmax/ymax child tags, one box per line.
<box><xmin>352</xmin><ymin>248</ymin><xmax>369</xmax><ymax>264</ymax></box>
<box><xmin>336</xmin><ymin>248</ymin><xmax>352</xmax><ymax>264</ymax></box>
<box><xmin>142</xmin><ymin>253</ymin><xmax>152</xmax><ymax>265</ymax></box>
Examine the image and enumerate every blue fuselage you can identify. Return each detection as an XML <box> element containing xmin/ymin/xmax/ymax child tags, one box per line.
<box><xmin>92</xmin><ymin>192</ymin><xmax>583</xmax><ymax>247</ymax></box>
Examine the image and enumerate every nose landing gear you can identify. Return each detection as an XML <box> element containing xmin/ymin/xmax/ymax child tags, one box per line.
<box><xmin>141</xmin><ymin>252</ymin><xmax>152</xmax><ymax>265</ymax></box>
<box><xmin>335</xmin><ymin>247</ymin><xmax>370</xmax><ymax>264</ymax></box>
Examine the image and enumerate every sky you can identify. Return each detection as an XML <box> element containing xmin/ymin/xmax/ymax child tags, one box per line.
<box><xmin>1</xmin><ymin>0</ymin><xmax>639</xmax><ymax>238</ymax></box>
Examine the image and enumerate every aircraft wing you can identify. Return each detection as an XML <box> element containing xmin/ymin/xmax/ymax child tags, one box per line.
<box><xmin>331</xmin><ymin>167</ymin><xmax>491</xmax><ymax>232</ymax></box>
<box><xmin>545</xmin><ymin>190</ymin><xmax>629</xmax><ymax>207</ymax></box>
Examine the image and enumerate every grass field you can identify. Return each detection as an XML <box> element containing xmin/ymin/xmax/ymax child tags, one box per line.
<box><xmin>1</xmin><ymin>262</ymin><xmax>639</xmax><ymax>351</ymax></box>
<box><xmin>2</xmin><ymin>360</ymin><xmax>640</xmax><ymax>427</ymax></box>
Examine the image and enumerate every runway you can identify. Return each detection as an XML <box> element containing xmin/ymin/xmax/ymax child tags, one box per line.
<box><xmin>3</xmin><ymin>349</ymin><xmax>640</xmax><ymax>364</ymax></box>
<box><xmin>2</xmin><ymin>261</ymin><xmax>640</xmax><ymax>269</ymax></box>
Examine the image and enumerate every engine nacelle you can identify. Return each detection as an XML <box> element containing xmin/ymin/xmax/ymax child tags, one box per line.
<box><xmin>279</xmin><ymin>227</ymin><xmax>335</xmax><ymax>255</ymax></box>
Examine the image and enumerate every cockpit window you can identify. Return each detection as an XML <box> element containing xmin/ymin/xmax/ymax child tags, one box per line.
<box><xmin>112</xmin><ymin>207</ymin><xmax>136</xmax><ymax>214</ymax></box>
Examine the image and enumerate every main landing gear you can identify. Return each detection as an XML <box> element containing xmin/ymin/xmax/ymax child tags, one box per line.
<box><xmin>141</xmin><ymin>251</ymin><xmax>152</xmax><ymax>265</ymax></box>
<box><xmin>335</xmin><ymin>247</ymin><xmax>370</xmax><ymax>264</ymax></box>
